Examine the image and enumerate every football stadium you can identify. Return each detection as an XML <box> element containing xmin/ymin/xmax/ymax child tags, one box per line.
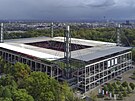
<box><xmin>0</xmin><ymin>25</ymin><xmax>132</xmax><ymax>93</ymax></box>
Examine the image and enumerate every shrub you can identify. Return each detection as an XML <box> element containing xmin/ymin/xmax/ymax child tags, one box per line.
<box><xmin>127</xmin><ymin>86</ymin><xmax>132</xmax><ymax>93</ymax></box>
<box><xmin>115</xmin><ymin>86</ymin><xmax>120</xmax><ymax>94</ymax></box>
<box><xmin>129</xmin><ymin>83</ymin><xmax>135</xmax><ymax>90</ymax></box>
<box><xmin>119</xmin><ymin>86</ymin><xmax>124</xmax><ymax>91</ymax></box>
<box><xmin>107</xmin><ymin>85</ymin><xmax>114</xmax><ymax>92</ymax></box>
<box><xmin>104</xmin><ymin>97</ymin><xmax>112</xmax><ymax>100</ymax></box>
<box><xmin>112</xmin><ymin>83</ymin><xmax>117</xmax><ymax>89</ymax></box>
<box><xmin>97</xmin><ymin>94</ymin><xmax>104</xmax><ymax>98</ymax></box>
<box><xmin>2</xmin><ymin>87</ymin><xmax>12</xmax><ymax>98</ymax></box>
<box><xmin>133</xmin><ymin>71</ymin><xmax>135</xmax><ymax>75</ymax></box>
<box><xmin>103</xmin><ymin>85</ymin><xmax>109</xmax><ymax>92</ymax></box>
<box><xmin>112</xmin><ymin>91</ymin><xmax>114</xmax><ymax>97</ymax></box>
<box><xmin>122</xmin><ymin>91</ymin><xmax>127</xmax><ymax>97</ymax></box>
<box><xmin>122</xmin><ymin>81</ymin><xmax>128</xmax><ymax>88</ymax></box>
<box><xmin>116</xmin><ymin>81</ymin><xmax>121</xmax><ymax>85</ymax></box>
<box><xmin>118</xmin><ymin>92</ymin><xmax>123</xmax><ymax>100</ymax></box>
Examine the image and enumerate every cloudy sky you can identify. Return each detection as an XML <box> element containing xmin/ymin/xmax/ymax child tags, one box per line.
<box><xmin>0</xmin><ymin>0</ymin><xmax>135</xmax><ymax>21</ymax></box>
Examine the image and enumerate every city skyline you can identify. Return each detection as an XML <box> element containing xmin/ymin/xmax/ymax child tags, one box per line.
<box><xmin>0</xmin><ymin>0</ymin><xmax>135</xmax><ymax>21</ymax></box>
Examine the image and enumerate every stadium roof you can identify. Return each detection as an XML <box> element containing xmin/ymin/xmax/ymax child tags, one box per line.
<box><xmin>73</xmin><ymin>46</ymin><xmax>131</xmax><ymax>61</ymax></box>
<box><xmin>0</xmin><ymin>43</ymin><xmax>60</xmax><ymax>61</ymax></box>
<box><xmin>0</xmin><ymin>37</ymin><xmax>131</xmax><ymax>62</ymax></box>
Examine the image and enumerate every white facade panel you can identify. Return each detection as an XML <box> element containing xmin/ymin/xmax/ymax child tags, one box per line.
<box><xmin>115</xmin><ymin>58</ymin><xmax>118</xmax><ymax>65</ymax></box>
<box><xmin>107</xmin><ymin>60</ymin><xmax>111</xmax><ymax>67</ymax></box>
<box><xmin>111</xmin><ymin>59</ymin><xmax>114</xmax><ymax>66</ymax></box>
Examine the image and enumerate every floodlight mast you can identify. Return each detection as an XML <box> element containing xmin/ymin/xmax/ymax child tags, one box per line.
<box><xmin>0</xmin><ymin>23</ymin><xmax>4</xmax><ymax>43</ymax></box>
<box><xmin>51</xmin><ymin>22</ymin><xmax>54</xmax><ymax>38</ymax></box>
<box><xmin>64</xmin><ymin>25</ymin><xmax>71</xmax><ymax>78</ymax></box>
<box><xmin>116</xmin><ymin>24</ymin><xmax>121</xmax><ymax>46</ymax></box>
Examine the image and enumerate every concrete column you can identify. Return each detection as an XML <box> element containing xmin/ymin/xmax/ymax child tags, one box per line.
<box><xmin>40</xmin><ymin>64</ymin><xmax>42</xmax><ymax>71</ymax></box>
<box><xmin>35</xmin><ymin>62</ymin><xmax>37</xmax><ymax>71</ymax></box>
<box><xmin>30</xmin><ymin>60</ymin><xmax>32</xmax><ymax>69</ymax></box>
<box><xmin>11</xmin><ymin>54</ymin><xmax>12</xmax><ymax>62</ymax></box>
<box><xmin>25</xmin><ymin>58</ymin><xmax>28</xmax><ymax>65</ymax></box>
<box><xmin>88</xmin><ymin>70</ymin><xmax>90</xmax><ymax>90</ymax></box>
<box><xmin>85</xmin><ymin>66</ymin><xmax>86</xmax><ymax>93</ymax></box>
<box><xmin>131</xmin><ymin>52</ymin><xmax>132</xmax><ymax>66</ymax></box>
<box><xmin>46</xmin><ymin>66</ymin><xmax>48</xmax><ymax>73</ymax></box>
<box><xmin>50</xmin><ymin>66</ymin><xmax>53</xmax><ymax>77</ymax></box>
<box><xmin>77</xmin><ymin>69</ymin><xmax>79</xmax><ymax>84</ymax></box>
<box><xmin>126</xmin><ymin>53</ymin><xmax>128</xmax><ymax>67</ymax></box>
<box><xmin>89</xmin><ymin>66</ymin><xmax>90</xmax><ymax>77</ymax></box>
<box><xmin>103</xmin><ymin>61</ymin><xmax>105</xmax><ymax>83</ymax></box>
<box><xmin>57</xmin><ymin>67</ymin><xmax>59</xmax><ymax>77</ymax></box>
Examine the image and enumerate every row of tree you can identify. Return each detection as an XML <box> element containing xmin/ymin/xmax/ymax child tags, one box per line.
<box><xmin>0</xmin><ymin>57</ymin><xmax>84</xmax><ymax>101</ymax></box>
<box><xmin>103</xmin><ymin>81</ymin><xmax>135</xmax><ymax>99</ymax></box>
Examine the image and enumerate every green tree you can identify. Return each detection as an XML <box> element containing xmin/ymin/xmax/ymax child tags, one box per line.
<box><xmin>122</xmin><ymin>91</ymin><xmax>127</xmax><ymax>97</ymax></box>
<box><xmin>0</xmin><ymin>86</ymin><xmax>4</xmax><ymax>97</ymax></box>
<box><xmin>103</xmin><ymin>85</ymin><xmax>109</xmax><ymax>92</ymax></box>
<box><xmin>115</xmin><ymin>86</ymin><xmax>120</xmax><ymax>93</ymax></box>
<box><xmin>22</xmin><ymin>72</ymin><xmax>75</xmax><ymax>101</ymax></box>
<box><xmin>129</xmin><ymin>83</ymin><xmax>135</xmax><ymax>90</ymax></box>
<box><xmin>118</xmin><ymin>92</ymin><xmax>123</xmax><ymax>99</ymax></box>
<box><xmin>112</xmin><ymin>82</ymin><xmax>119</xmax><ymax>93</ymax></box>
<box><xmin>112</xmin><ymin>82</ymin><xmax>117</xmax><ymax>89</ymax></box>
<box><xmin>0</xmin><ymin>75</ymin><xmax>17</xmax><ymax>89</ymax></box>
<box><xmin>11</xmin><ymin>62</ymin><xmax>31</xmax><ymax>80</ymax></box>
<box><xmin>12</xmin><ymin>89</ymin><xmax>34</xmax><ymax>101</ymax></box>
<box><xmin>116</xmin><ymin>81</ymin><xmax>121</xmax><ymax>85</ymax></box>
<box><xmin>122</xmin><ymin>81</ymin><xmax>128</xmax><ymax>88</ymax></box>
<box><xmin>0</xmin><ymin>57</ymin><xmax>12</xmax><ymax>74</ymax></box>
<box><xmin>2</xmin><ymin>87</ymin><xmax>12</xmax><ymax>98</ymax></box>
<box><xmin>2</xmin><ymin>63</ymin><xmax>12</xmax><ymax>74</ymax></box>
<box><xmin>40</xmin><ymin>91</ymin><xmax>55</xmax><ymax>101</ymax></box>
<box><xmin>22</xmin><ymin>72</ymin><xmax>51</xmax><ymax>100</ymax></box>
<box><xmin>0</xmin><ymin>57</ymin><xmax>6</xmax><ymax>73</ymax></box>
<box><xmin>22</xmin><ymin>72</ymin><xmax>64</xmax><ymax>101</ymax></box>
<box><xmin>61</xmin><ymin>82</ymin><xmax>74</xmax><ymax>101</ymax></box>
<box><xmin>119</xmin><ymin>86</ymin><xmax>124</xmax><ymax>91</ymax></box>
<box><xmin>133</xmin><ymin>71</ymin><xmax>135</xmax><ymax>75</ymax></box>
<box><xmin>0</xmin><ymin>98</ymin><xmax>13</xmax><ymax>101</ymax></box>
<box><xmin>107</xmin><ymin>84</ymin><xmax>114</xmax><ymax>92</ymax></box>
<box><xmin>127</xmin><ymin>86</ymin><xmax>132</xmax><ymax>93</ymax></box>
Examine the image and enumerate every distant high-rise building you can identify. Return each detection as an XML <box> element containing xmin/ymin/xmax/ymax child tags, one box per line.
<box><xmin>126</xmin><ymin>20</ymin><xmax>130</xmax><ymax>25</ymax></box>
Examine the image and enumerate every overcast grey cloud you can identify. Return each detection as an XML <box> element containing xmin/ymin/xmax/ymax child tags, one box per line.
<box><xmin>0</xmin><ymin>0</ymin><xmax>135</xmax><ymax>21</ymax></box>
<box><xmin>85</xmin><ymin>0</ymin><xmax>116</xmax><ymax>8</ymax></box>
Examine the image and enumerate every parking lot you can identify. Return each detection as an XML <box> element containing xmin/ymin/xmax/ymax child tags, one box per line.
<box><xmin>87</xmin><ymin>67</ymin><xmax>135</xmax><ymax>101</ymax></box>
<box><xmin>111</xmin><ymin>68</ymin><xmax>135</xmax><ymax>83</ymax></box>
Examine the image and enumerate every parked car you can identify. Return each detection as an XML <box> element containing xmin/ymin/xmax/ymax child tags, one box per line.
<box><xmin>115</xmin><ymin>76</ymin><xmax>123</xmax><ymax>81</ymax></box>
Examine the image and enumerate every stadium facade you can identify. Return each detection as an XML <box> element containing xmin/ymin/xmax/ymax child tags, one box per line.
<box><xmin>0</xmin><ymin>36</ymin><xmax>132</xmax><ymax>93</ymax></box>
